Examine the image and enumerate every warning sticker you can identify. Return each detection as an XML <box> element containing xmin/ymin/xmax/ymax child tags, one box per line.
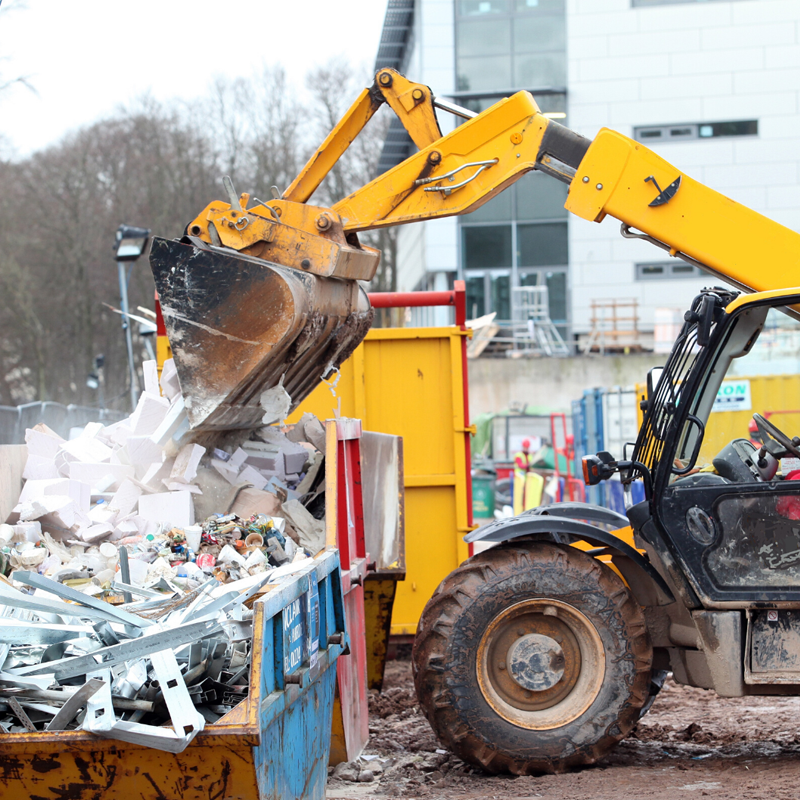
<box><xmin>712</xmin><ymin>380</ymin><xmax>751</xmax><ymax>413</ymax></box>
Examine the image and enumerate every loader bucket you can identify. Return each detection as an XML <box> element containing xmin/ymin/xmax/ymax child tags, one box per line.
<box><xmin>149</xmin><ymin>237</ymin><xmax>373</xmax><ymax>434</ymax></box>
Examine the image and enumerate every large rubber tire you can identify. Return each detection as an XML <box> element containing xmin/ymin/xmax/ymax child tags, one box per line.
<box><xmin>412</xmin><ymin>541</ymin><xmax>652</xmax><ymax>775</ymax></box>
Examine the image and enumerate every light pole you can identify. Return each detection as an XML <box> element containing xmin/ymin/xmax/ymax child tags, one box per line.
<box><xmin>114</xmin><ymin>224</ymin><xmax>150</xmax><ymax>411</ymax></box>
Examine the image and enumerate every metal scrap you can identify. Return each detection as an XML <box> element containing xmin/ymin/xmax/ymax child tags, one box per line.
<box><xmin>0</xmin><ymin>554</ymin><xmax>315</xmax><ymax>751</ymax></box>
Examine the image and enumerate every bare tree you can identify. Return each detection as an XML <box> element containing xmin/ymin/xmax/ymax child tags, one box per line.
<box><xmin>0</xmin><ymin>55</ymin><xmax>411</xmax><ymax>406</ymax></box>
<box><xmin>304</xmin><ymin>58</ymin><xmax>400</xmax><ymax>306</ymax></box>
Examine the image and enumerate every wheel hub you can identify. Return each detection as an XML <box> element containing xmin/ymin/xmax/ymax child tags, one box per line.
<box><xmin>477</xmin><ymin>598</ymin><xmax>605</xmax><ymax>730</ymax></box>
<box><xmin>508</xmin><ymin>633</ymin><xmax>565</xmax><ymax>692</ymax></box>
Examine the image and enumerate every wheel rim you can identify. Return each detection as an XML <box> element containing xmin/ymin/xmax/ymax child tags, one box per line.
<box><xmin>476</xmin><ymin>598</ymin><xmax>606</xmax><ymax>730</ymax></box>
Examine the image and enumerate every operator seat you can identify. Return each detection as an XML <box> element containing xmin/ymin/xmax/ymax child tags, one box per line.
<box><xmin>713</xmin><ymin>438</ymin><xmax>761</xmax><ymax>483</ymax></box>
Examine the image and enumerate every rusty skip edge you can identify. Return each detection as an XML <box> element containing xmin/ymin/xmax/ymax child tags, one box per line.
<box><xmin>0</xmin><ymin>549</ymin><xmax>347</xmax><ymax>753</ymax></box>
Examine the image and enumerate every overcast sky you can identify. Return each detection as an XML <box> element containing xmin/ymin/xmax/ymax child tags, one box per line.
<box><xmin>0</xmin><ymin>0</ymin><xmax>387</xmax><ymax>158</ymax></box>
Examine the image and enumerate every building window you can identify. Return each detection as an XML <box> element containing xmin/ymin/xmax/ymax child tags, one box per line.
<box><xmin>633</xmin><ymin>120</ymin><xmax>757</xmax><ymax>143</ymax></box>
<box><xmin>635</xmin><ymin>261</ymin><xmax>703</xmax><ymax>280</ymax></box>
<box><xmin>455</xmin><ymin>0</ymin><xmax>568</xmax><ymax>336</ymax></box>
<box><xmin>456</xmin><ymin>0</ymin><xmax>566</xmax><ymax>93</ymax></box>
<box><xmin>632</xmin><ymin>0</ymin><xmax>746</xmax><ymax>6</ymax></box>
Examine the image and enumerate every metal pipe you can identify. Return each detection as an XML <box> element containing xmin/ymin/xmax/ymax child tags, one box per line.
<box><xmin>117</xmin><ymin>260</ymin><xmax>139</xmax><ymax>411</ymax></box>
<box><xmin>433</xmin><ymin>97</ymin><xmax>477</xmax><ymax>120</ymax></box>
<box><xmin>3</xmin><ymin>687</ymin><xmax>153</xmax><ymax>712</ymax></box>
<box><xmin>118</xmin><ymin>547</ymin><xmax>133</xmax><ymax>604</ymax></box>
<box><xmin>368</xmin><ymin>290</ymin><xmax>457</xmax><ymax>308</ymax></box>
<box><xmin>368</xmin><ymin>283</ymin><xmax>467</xmax><ymax>327</ymax></box>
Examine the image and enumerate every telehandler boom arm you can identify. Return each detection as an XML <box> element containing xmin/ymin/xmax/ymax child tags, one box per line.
<box><xmin>153</xmin><ymin>68</ymin><xmax>800</xmax><ymax>434</ymax></box>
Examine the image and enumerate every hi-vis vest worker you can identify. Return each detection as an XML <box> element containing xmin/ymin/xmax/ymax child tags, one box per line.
<box><xmin>513</xmin><ymin>439</ymin><xmax>543</xmax><ymax>515</ymax></box>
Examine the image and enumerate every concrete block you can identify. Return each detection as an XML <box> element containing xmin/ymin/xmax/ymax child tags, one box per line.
<box><xmin>237</xmin><ymin>465</ymin><xmax>268</xmax><ymax>491</ymax></box>
<box><xmin>150</xmin><ymin>396</ymin><xmax>187</xmax><ymax>446</ymax></box>
<box><xmin>18</xmin><ymin>494</ymin><xmax>76</xmax><ymax>529</ymax></box>
<box><xmin>88</xmin><ymin>502</ymin><xmax>119</xmax><ymax>528</ymax></box>
<box><xmin>670</xmin><ymin>47</ymin><xmax>764</xmax><ymax>76</ymax></box>
<box><xmin>25</xmin><ymin>428</ymin><xmax>63</xmax><ymax>461</ymax></box>
<box><xmin>108</xmin><ymin>479</ymin><xmax>142</xmax><ymax>520</ymax></box>
<box><xmin>79</xmin><ymin>523</ymin><xmax>114</xmax><ymax>544</ymax></box>
<box><xmin>703</xmin><ymin>91</ymin><xmax>797</xmax><ymax>122</ymax></box>
<box><xmin>23</xmin><ymin>454</ymin><xmax>60</xmax><ymax>481</ymax></box>
<box><xmin>128</xmin><ymin>392</ymin><xmax>170</xmax><ymax>437</ymax></box>
<box><xmin>170</xmin><ymin>444</ymin><xmax>205</xmax><ymax>484</ymax></box>
<box><xmin>140</xmin><ymin>459</ymin><xmax>174</xmax><ymax>491</ymax></box>
<box><xmin>142</xmin><ymin>360</ymin><xmax>159</xmax><ymax>396</ymax></box>
<box><xmin>159</xmin><ymin>358</ymin><xmax>181</xmax><ymax>401</ymax></box>
<box><xmin>283</xmin><ymin>451</ymin><xmax>308</xmax><ymax>475</ymax></box>
<box><xmin>122</xmin><ymin>437</ymin><xmax>165</xmax><ymax>476</ymax></box>
<box><xmin>165</xmin><ymin>481</ymin><xmax>202</xmax><ymax>494</ymax></box>
<box><xmin>243</xmin><ymin>452</ymin><xmax>279</xmax><ymax>472</ymax></box>
<box><xmin>59</xmin><ymin>437</ymin><xmax>113</xmax><ymax>465</ymax></box>
<box><xmin>211</xmin><ymin>458</ymin><xmax>240</xmax><ymax>485</ymax></box>
<box><xmin>103</xmin><ymin>421</ymin><xmax>133</xmax><ymax>448</ymax></box>
<box><xmin>79</xmin><ymin>422</ymin><xmax>105</xmax><ymax>441</ymax></box>
<box><xmin>138</xmin><ymin>491</ymin><xmax>195</xmax><ymax>528</ymax></box>
<box><xmin>765</xmin><ymin>43</ymin><xmax>800</xmax><ymax>70</ymax></box>
<box><xmin>229</xmin><ymin>448</ymin><xmax>249</xmax><ymax>470</ymax></box>
<box><xmin>68</xmin><ymin>463</ymin><xmax>136</xmax><ymax>493</ymax></box>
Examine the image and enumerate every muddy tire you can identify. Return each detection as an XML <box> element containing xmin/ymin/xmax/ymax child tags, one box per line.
<box><xmin>412</xmin><ymin>541</ymin><xmax>652</xmax><ymax>775</ymax></box>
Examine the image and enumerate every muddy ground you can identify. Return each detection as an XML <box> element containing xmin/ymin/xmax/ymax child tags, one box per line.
<box><xmin>327</xmin><ymin>658</ymin><xmax>800</xmax><ymax>800</ymax></box>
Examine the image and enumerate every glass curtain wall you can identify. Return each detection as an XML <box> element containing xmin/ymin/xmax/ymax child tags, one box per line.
<box><xmin>455</xmin><ymin>0</ymin><xmax>570</xmax><ymax>340</ymax></box>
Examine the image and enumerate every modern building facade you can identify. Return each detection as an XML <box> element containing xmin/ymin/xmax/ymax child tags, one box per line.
<box><xmin>374</xmin><ymin>0</ymin><xmax>800</xmax><ymax>344</ymax></box>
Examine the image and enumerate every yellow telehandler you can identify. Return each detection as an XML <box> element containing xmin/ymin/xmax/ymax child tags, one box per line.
<box><xmin>151</xmin><ymin>68</ymin><xmax>800</xmax><ymax>775</ymax></box>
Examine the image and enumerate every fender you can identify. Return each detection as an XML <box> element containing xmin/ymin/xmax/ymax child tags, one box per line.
<box><xmin>466</xmin><ymin>503</ymin><xmax>674</xmax><ymax>606</ymax></box>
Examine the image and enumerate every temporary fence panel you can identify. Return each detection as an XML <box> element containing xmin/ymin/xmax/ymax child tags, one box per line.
<box><xmin>0</xmin><ymin>549</ymin><xmax>348</xmax><ymax>800</ymax></box>
<box><xmin>580</xmin><ymin>389</ymin><xmax>604</xmax><ymax>505</ymax></box>
<box><xmin>0</xmin><ymin>402</ymin><xmax>125</xmax><ymax>445</ymax></box>
<box><xmin>290</xmin><ymin>317</ymin><xmax>472</xmax><ymax>637</ymax></box>
<box><xmin>602</xmin><ymin>388</ymin><xmax>639</xmax><ymax>462</ymax></box>
<box><xmin>325</xmin><ymin>419</ymin><xmax>370</xmax><ymax>764</ymax></box>
<box><xmin>491</xmin><ymin>414</ymin><xmax>556</xmax><ymax>463</ymax></box>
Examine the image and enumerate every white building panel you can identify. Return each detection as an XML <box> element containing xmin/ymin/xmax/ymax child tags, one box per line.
<box><xmin>568</xmin><ymin>0</ymin><xmax>800</xmax><ymax>338</ymax></box>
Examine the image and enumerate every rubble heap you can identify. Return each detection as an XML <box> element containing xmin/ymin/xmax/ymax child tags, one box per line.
<box><xmin>0</xmin><ymin>359</ymin><xmax>331</xmax><ymax>751</ymax></box>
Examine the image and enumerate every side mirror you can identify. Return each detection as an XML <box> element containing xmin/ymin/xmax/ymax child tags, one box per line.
<box><xmin>642</xmin><ymin>366</ymin><xmax>664</xmax><ymax>411</ymax></box>
<box><xmin>582</xmin><ymin>451</ymin><xmax>616</xmax><ymax>486</ymax></box>
<box><xmin>696</xmin><ymin>294</ymin><xmax>716</xmax><ymax>347</ymax></box>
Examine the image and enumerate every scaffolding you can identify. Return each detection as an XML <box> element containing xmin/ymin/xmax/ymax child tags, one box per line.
<box><xmin>582</xmin><ymin>298</ymin><xmax>642</xmax><ymax>354</ymax></box>
<box><xmin>506</xmin><ymin>286</ymin><xmax>570</xmax><ymax>357</ymax></box>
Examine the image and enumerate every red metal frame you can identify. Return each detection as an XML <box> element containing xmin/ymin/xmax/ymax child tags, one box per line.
<box><xmin>550</xmin><ymin>412</ymin><xmax>585</xmax><ymax>503</ymax></box>
<box><xmin>330</xmin><ymin>418</ymin><xmax>370</xmax><ymax>764</ymax></box>
<box><xmin>368</xmin><ymin>282</ymin><xmax>474</xmax><ymax>533</ymax></box>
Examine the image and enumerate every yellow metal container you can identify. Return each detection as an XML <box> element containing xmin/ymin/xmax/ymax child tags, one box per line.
<box><xmin>290</xmin><ymin>325</ymin><xmax>473</xmax><ymax>636</ymax></box>
<box><xmin>638</xmin><ymin>375</ymin><xmax>800</xmax><ymax>464</ymax></box>
<box><xmin>700</xmin><ymin>374</ymin><xmax>800</xmax><ymax>462</ymax></box>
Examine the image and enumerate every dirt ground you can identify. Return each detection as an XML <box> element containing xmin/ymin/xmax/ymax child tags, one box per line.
<box><xmin>327</xmin><ymin>658</ymin><xmax>800</xmax><ymax>800</ymax></box>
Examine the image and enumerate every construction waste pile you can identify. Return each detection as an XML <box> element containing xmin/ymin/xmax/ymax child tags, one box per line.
<box><xmin>0</xmin><ymin>359</ymin><xmax>328</xmax><ymax>751</ymax></box>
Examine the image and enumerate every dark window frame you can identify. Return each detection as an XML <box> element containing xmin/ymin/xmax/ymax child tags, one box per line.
<box><xmin>634</xmin><ymin>120</ymin><xmax>758</xmax><ymax>143</ymax></box>
<box><xmin>635</xmin><ymin>261</ymin><xmax>704</xmax><ymax>281</ymax></box>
